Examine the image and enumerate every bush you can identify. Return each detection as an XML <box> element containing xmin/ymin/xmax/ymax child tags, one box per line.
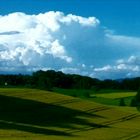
<box><xmin>130</xmin><ymin>88</ymin><xmax>140</xmax><ymax>108</ymax></box>
<box><xmin>71</xmin><ymin>93</ymin><xmax>77</xmax><ymax>97</ymax></box>
<box><xmin>130</xmin><ymin>98</ymin><xmax>137</xmax><ymax>107</ymax></box>
<box><xmin>119</xmin><ymin>98</ymin><xmax>125</xmax><ymax>106</ymax></box>
<box><xmin>136</xmin><ymin>88</ymin><xmax>140</xmax><ymax>105</ymax></box>
<box><xmin>82</xmin><ymin>92</ymin><xmax>90</xmax><ymax>98</ymax></box>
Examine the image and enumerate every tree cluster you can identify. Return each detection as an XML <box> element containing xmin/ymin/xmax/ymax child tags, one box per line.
<box><xmin>0</xmin><ymin>70</ymin><xmax>140</xmax><ymax>91</ymax></box>
<box><xmin>131</xmin><ymin>89</ymin><xmax>140</xmax><ymax>108</ymax></box>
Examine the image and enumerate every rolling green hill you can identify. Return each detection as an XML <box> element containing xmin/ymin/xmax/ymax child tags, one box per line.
<box><xmin>0</xmin><ymin>88</ymin><xmax>140</xmax><ymax>140</ymax></box>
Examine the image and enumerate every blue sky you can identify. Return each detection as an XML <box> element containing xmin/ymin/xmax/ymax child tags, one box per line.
<box><xmin>0</xmin><ymin>0</ymin><xmax>140</xmax><ymax>79</ymax></box>
<box><xmin>1</xmin><ymin>0</ymin><xmax>140</xmax><ymax>36</ymax></box>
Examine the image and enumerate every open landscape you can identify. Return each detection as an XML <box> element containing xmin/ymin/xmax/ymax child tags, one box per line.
<box><xmin>0</xmin><ymin>88</ymin><xmax>140</xmax><ymax>140</ymax></box>
<box><xmin>0</xmin><ymin>0</ymin><xmax>140</xmax><ymax>140</ymax></box>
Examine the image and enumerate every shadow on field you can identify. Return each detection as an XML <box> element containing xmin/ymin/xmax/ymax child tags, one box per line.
<box><xmin>0</xmin><ymin>94</ymin><xmax>106</xmax><ymax>136</ymax></box>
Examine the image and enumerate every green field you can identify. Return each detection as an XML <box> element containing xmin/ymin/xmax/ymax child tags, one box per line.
<box><xmin>0</xmin><ymin>88</ymin><xmax>140</xmax><ymax>140</ymax></box>
<box><xmin>91</xmin><ymin>92</ymin><xmax>136</xmax><ymax>106</ymax></box>
<box><xmin>54</xmin><ymin>88</ymin><xmax>136</xmax><ymax>106</ymax></box>
<box><xmin>94</xmin><ymin>92</ymin><xmax>136</xmax><ymax>99</ymax></box>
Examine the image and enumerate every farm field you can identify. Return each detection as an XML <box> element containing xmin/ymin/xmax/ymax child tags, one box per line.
<box><xmin>91</xmin><ymin>92</ymin><xmax>136</xmax><ymax>106</ymax></box>
<box><xmin>94</xmin><ymin>92</ymin><xmax>136</xmax><ymax>99</ymax></box>
<box><xmin>0</xmin><ymin>88</ymin><xmax>140</xmax><ymax>140</ymax></box>
<box><xmin>54</xmin><ymin>88</ymin><xmax>136</xmax><ymax>106</ymax></box>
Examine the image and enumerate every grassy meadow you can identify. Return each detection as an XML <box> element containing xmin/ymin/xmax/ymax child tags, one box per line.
<box><xmin>54</xmin><ymin>88</ymin><xmax>136</xmax><ymax>106</ymax></box>
<box><xmin>0</xmin><ymin>88</ymin><xmax>139</xmax><ymax>140</ymax></box>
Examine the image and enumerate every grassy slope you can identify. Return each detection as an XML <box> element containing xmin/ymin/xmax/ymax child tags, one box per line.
<box><xmin>54</xmin><ymin>88</ymin><xmax>136</xmax><ymax>106</ymax></box>
<box><xmin>0</xmin><ymin>88</ymin><xmax>140</xmax><ymax>140</ymax></box>
<box><xmin>94</xmin><ymin>92</ymin><xmax>136</xmax><ymax>99</ymax></box>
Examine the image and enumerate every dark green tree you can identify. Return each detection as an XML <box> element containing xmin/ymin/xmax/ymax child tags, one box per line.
<box><xmin>130</xmin><ymin>98</ymin><xmax>137</xmax><ymax>107</ymax></box>
<box><xmin>130</xmin><ymin>88</ymin><xmax>140</xmax><ymax>110</ymax></box>
<box><xmin>119</xmin><ymin>98</ymin><xmax>125</xmax><ymax>106</ymax></box>
<box><xmin>136</xmin><ymin>89</ymin><xmax>140</xmax><ymax>103</ymax></box>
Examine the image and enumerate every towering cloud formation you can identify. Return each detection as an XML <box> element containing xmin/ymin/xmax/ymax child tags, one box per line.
<box><xmin>0</xmin><ymin>11</ymin><xmax>139</xmax><ymax>79</ymax></box>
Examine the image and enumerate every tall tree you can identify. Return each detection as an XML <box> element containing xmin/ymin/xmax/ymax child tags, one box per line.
<box><xmin>136</xmin><ymin>88</ymin><xmax>140</xmax><ymax>106</ymax></box>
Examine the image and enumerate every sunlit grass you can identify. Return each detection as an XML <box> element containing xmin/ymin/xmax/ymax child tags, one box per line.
<box><xmin>94</xmin><ymin>92</ymin><xmax>136</xmax><ymax>99</ymax></box>
<box><xmin>0</xmin><ymin>88</ymin><xmax>139</xmax><ymax>140</ymax></box>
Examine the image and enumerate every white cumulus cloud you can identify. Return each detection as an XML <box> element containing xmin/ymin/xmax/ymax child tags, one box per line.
<box><xmin>0</xmin><ymin>11</ymin><xmax>140</xmax><ymax>79</ymax></box>
<box><xmin>92</xmin><ymin>56</ymin><xmax>140</xmax><ymax>79</ymax></box>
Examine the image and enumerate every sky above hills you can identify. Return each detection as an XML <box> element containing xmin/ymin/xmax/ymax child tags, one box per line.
<box><xmin>0</xmin><ymin>0</ymin><xmax>140</xmax><ymax>79</ymax></box>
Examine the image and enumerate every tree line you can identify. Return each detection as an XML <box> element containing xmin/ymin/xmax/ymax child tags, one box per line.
<box><xmin>0</xmin><ymin>70</ymin><xmax>140</xmax><ymax>91</ymax></box>
<box><xmin>1</xmin><ymin>70</ymin><xmax>140</xmax><ymax>108</ymax></box>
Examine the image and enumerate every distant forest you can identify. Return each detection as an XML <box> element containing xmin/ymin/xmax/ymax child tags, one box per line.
<box><xmin>0</xmin><ymin>70</ymin><xmax>140</xmax><ymax>91</ymax></box>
